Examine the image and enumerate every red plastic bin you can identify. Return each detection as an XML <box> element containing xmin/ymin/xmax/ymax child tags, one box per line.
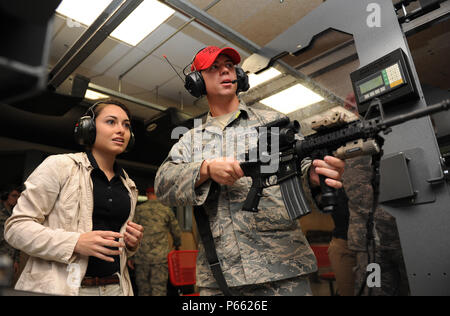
<box><xmin>167</xmin><ymin>250</ymin><xmax>199</xmax><ymax>287</ymax></box>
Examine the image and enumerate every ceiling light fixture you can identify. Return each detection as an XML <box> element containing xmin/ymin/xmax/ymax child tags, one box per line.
<box><xmin>248</xmin><ymin>68</ymin><xmax>281</xmax><ymax>88</ymax></box>
<box><xmin>56</xmin><ymin>0</ymin><xmax>113</xmax><ymax>27</ymax></box>
<box><xmin>260</xmin><ymin>84</ymin><xmax>324</xmax><ymax>114</ymax></box>
<box><xmin>56</xmin><ymin>0</ymin><xmax>175</xmax><ymax>46</ymax></box>
<box><xmin>85</xmin><ymin>89</ymin><xmax>109</xmax><ymax>100</ymax></box>
<box><xmin>110</xmin><ymin>0</ymin><xmax>175</xmax><ymax>46</ymax></box>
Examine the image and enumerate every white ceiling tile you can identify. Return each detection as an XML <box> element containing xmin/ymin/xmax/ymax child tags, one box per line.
<box><xmin>51</xmin><ymin>15</ymin><xmax>66</xmax><ymax>38</ymax></box>
<box><xmin>152</xmin><ymin>33</ymin><xmax>209</xmax><ymax>69</ymax></box>
<box><xmin>81</xmin><ymin>38</ymin><xmax>133</xmax><ymax>74</ymax></box>
<box><xmin>157</xmin><ymin>75</ymin><xmax>198</xmax><ymax>105</ymax></box>
<box><xmin>137</xmin><ymin>12</ymin><xmax>191</xmax><ymax>53</ymax></box>
<box><xmin>103</xmin><ymin>48</ymin><xmax>148</xmax><ymax>77</ymax></box>
<box><xmin>49</xmin><ymin>23</ymin><xmax>87</xmax><ymax>62</ymax></box>
<box><xmin>121</xmin><ymin>54</ymin><xmax>181</xmax><ymax>92</ymax></box>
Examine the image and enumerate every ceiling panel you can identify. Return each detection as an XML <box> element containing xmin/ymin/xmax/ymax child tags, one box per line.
<box><xmin>51</xmin><ymin>14</ymin><xmax>67</xmax><ymax>38</ymax></box>
<box><xmin>49</xmin><ymin>18</ymin><xmax>87</xmax><ymax>63</ymax></box>
<box><xmin>137</xmin><ymin>14</ymin><xmax>188</xmax><ymax>54</ymax></box>
<box><xmin>103</xmin><ymin>47</ymin><xmax>148</xmax><ymax>78</ymax></box>
<box><xmin>152</xmin><ymin>30</ymin><xmax>219</xmax><ymax>69</ymax></box>
<box><xmin>80</xmin><ymin>37</ymin><xmax>133</xmax><ymax>75</ymax></box>
<box><xmin>157</xmin><ymin>75</ymin><xmax>198</xmax><ymax>105</ymax></box>
<box><xmin>121</xmin><ymin>54</ymin><xmax>180</xmax><ymax>92</ymax></box>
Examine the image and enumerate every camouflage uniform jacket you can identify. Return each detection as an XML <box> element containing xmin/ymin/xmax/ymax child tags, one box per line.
<box><xmin>155</xmin><ymin>102</ymin><xmax>318</xmax><ymax>288</ymax></box>
<box><xmin>344</xmin><ymin>156</ymin><xmax>402</xmax><ymax>252</ymax></box>
<box><xmin>134</xmin><ymin>199</ymin><xmax>182</xmax><ymax>264</ymax></box>
<box><xmin>0</xmin><ymin>203</ymin><xmax>19</xmax><ymax>262</ymax></box>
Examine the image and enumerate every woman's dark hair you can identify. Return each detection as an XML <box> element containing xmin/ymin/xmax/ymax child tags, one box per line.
<box><xmin>92</xmin><ymin>99</ymin><xmax>131</xmax><ymax>120</ymax></box>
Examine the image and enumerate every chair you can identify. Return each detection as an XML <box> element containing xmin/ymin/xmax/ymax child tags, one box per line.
<box><xmin>167</xmin><ymin>250</ymin><xmax>199</xmax><ymax>296</ymax></box>
<box><xmin>310</xmin><ymin>245</ymin><xmax>336</xmax><ymax>296</ymax></box>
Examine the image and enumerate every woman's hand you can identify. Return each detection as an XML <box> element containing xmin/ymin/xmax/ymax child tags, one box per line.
<box><xmin>309</xmin><ymin>156</ymin><xmax>346</xmax><ymax>189</ymax></box>
<box><xmin>124</xmin><ymin>221</ymin><xmax>144</xmax><ymax>251</ymax></box>
<box><xmin>74</xmin><ymin>231</ymin><xmax>125</xmax><ymax>262</ymax></box>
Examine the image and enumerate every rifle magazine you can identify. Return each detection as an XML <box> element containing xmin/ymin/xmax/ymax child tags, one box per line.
<box><xmin>280</xmin><ymin>176</ymin><xmax>312</xmax><ymax>220</ymax></box>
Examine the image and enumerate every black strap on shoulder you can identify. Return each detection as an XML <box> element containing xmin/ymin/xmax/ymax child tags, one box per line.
<box><xmin>193</xmin><ymin>205</ymin><xmax>235</xmax><ymax>296</ymax></box>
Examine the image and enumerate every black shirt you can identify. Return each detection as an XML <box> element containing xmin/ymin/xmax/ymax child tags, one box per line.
<box><xmin>85</xmin><ymin>152</ymin><xmax>131</xmax><ymax>278</ymax></box>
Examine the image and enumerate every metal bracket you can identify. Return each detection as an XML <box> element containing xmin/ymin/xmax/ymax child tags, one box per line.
<box><xmin>427</xmin><ymin>157</ymin><xmax>450</xmax><ymax>184</ymax></box>
<box><xmin>380</xmin><ymin>148</ymin><xmax>436</xmax><ymax>205</ymax></box>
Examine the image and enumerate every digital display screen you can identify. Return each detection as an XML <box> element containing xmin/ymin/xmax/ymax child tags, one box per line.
<box><xmin>359</xmin><ymin>76</ymin><xmax>384</xmax><ymax>95</ymax></box>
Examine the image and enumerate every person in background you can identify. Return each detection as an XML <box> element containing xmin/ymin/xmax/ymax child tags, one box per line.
<box><xmin>327</xmin><ymin>188</ymin><xmax>356</xmax><ymax>296</ymax></box>
<box><xmin>4</xmin><ymin>100</ymin><xmax>143</xmax><ymax>296</ymax></box>
<box><xmin>342</xmin><ymin>93</ymin><xmax>410</xmax><ymax>296</ymax></box>
<box><xmin>0</xmin><ymin>186</ymin><xmax>21</xmax><ymax>282</ymax></box>
<box><xmin>134</xmin><ymin>187</ymin><xmax>182</xmax><ymax>296</ymax></box>
<box><xmin>310</xmin><ymin>106</ymin><xmax>357</xmax><ymax>296</ymax></box>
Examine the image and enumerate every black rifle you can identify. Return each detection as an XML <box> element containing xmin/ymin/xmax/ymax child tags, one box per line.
<box><xmin>240</xmin><ymin>98</ymin><xmax>450</xmax><ymax>219</ymax></box>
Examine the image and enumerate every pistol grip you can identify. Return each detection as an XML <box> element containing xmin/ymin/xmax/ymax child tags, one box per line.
<box><xmin>243</xmin><ymin>182</ymin><xmax>263</xmax><ymax>212</ymax></box>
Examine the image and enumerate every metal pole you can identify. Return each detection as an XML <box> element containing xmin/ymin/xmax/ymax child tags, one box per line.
<box><xmin>88</xmin><ymin>82</ymin><xmax>167</xmax><ymax>112</ymax></box>
<box><xmin>88</xmin><ymin>82</ymin><xmax>193</xmax><ymax>120</ymax></box>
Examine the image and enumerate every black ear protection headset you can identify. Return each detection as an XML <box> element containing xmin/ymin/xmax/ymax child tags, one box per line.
<box><xmin>74</xmin><ymin>101</ymin><xmax>135</xmax><ymax>152</ymax></box>
<box><xmin>183</xmin><ymin>48</ymin><xmax>250</xmax><ymax>98</ymax></box>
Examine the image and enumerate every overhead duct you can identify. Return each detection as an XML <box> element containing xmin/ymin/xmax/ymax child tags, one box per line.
<box><xmin>0</xmin><ymin>0</ymin><xmax>62</xmax><ymax>103</ymax></box>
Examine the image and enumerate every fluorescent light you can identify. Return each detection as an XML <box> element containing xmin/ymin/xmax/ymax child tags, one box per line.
<box><xmin>85</xmin><ymin>89</ymin><xmax>109</xmax><ymax>100</ymax></box>
<box><xmin>56</xmin><ymin>0</ymin><xmax>113</xmax><ymax>27</ymax></box>
<box><xmin>248</xmin><ymin>68</ymin><xmax>281</xmax><ymax>88</ymax></box>
<box><xmin>260</xmin><ymin>84</ymin><xmax>324</xmax><ymax>114</ymax></box>
<box><xmin>110</xmin><ymin>0</ymin><xmax>175</xmax><ymax>46</ymax></box>
<box><xmin>56</xmin><ymin>0</ymin><xmax>175</xmax><ymax>46</ymax></box>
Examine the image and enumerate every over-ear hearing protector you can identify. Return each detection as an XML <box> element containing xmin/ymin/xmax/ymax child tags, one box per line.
<box><xmin>74</xmin><ymin>101</ymin><xmax>135</xmax><ymax>152</ymax></box>
<box><xmin>184</xmin><ymin>48</ymin><xmax>250</xmax><ymax>98</ymax></box>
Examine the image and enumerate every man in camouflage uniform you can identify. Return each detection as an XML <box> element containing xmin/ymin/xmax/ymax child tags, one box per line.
<box><xmin>344</xmin><ymin>156</ymin><xmax>410</xmax><ymax>296</ymax></box>
<box><xmin>155</xmin><ymin>46</ymin><xmax>346</xmax><ymax>296</ymax></box>
<box><xmin>0</xmin><ymin>187</ymin><xmax>21</xmax><ymax>279</ymax></box>
<box><xmin>133</xmin><ymin>188</ymin><xmax>182</xmax><ymax>296</ymax></box>
<box><xmin>343</xmin><ymin>94</ymin><xmax>410</xmax><ymax>296</ymax></box>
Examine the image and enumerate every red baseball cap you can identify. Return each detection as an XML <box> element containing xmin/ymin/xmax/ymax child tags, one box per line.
<box><xmin>191</xmin><ymin>46</ymin><xmax>241</xmax><ymax>72</ymax></box>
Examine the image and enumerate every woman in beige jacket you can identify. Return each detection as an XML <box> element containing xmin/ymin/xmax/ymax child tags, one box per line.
<box><xmin>4</xmin><ymin>100</ymin><xmax>143</xmax><ymax>296</ymax></box>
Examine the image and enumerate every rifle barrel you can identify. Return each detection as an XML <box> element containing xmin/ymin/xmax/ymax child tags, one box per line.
<box><xmin>381</xmin><ymin>99</ymin><xmax>450</xmax><ymax>128</ymax></box>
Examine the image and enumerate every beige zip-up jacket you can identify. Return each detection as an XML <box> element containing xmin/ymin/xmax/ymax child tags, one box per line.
<box><xmin>4</xmin><ymin>153</ymin><xmax>138</xmax><ymax>296</ymax></box>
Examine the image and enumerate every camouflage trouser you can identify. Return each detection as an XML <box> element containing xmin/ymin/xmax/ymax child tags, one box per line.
<box><xmin>199</xmin><ymin>275</ymin><xmax>312</xmax><ymax>296</ymax></box>
<box><xmin>375</xmin><ymin>249</ymin><xmax>410</xmax><ymax>296</ymax></box>
<box><xmin>353</xmin><ymin>249</ymin><xmax>410</xmax><ymax>296</ymax></box>
<box><xmin>354</xmin><ymin>251</ymin><xmax>371</xmax><ymax>296</ymax></box>
<box><xmin>135</xmin><ymin>263</ymin><xmax>168</xmax><ymax>296</ymax></box>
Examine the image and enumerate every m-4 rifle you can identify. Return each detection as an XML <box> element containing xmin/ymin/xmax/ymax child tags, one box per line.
<box><xmin>240</xmin><ymin>98</ymin><xmax>450</xmax><ymax>219</ymax></box>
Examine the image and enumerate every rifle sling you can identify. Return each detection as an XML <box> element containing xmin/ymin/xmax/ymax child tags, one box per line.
<box><xmin>194</xmin><ymin>205</ymin><xmax>235</xmax><ymax>296</ymax></box>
